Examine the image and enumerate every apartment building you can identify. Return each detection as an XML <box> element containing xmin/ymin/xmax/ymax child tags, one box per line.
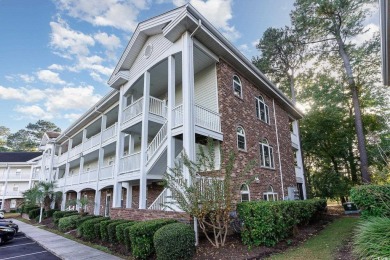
<box><xmin>8</xmin><ymin>4</ymin><xmax>306</xmax><ymax>215</ymax></box>
<box><xmin>0</xmin><ymin>152</ymin><xmax>42</xmax><ymax>211</ymax></box>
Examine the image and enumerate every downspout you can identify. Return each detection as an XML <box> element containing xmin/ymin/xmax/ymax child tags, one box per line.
<box><xmin>273</xmin><ymin>99</ymin><xmax>285</xmax><ymax>199</ymax></box>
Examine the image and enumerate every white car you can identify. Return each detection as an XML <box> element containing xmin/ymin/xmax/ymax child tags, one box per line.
<box><xmin>0</xmin><ymin>211</ymin><xmax>4</xmax><ymax>219</ymax></box>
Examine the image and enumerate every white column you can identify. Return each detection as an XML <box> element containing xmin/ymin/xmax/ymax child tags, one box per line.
<box><xmin>94</xmin><ymin>189</ymin><xmax>101</xmax><ymax>215</ymax></box>
<box><xmin>49</xmin><ymin>145</ymin><xmax>56</xmax><ymax>181</ymax></box>
<box><xmin>129</xmin><ymin>133</ymin><xmax>135</xmax><ymax>154</ymax></box>
<box><xmin>139</xmin><ymin>71</ymin><xmax>150</xmax><ymax>209</ymax></box>
<box><xmin>28</xmin><ymin>165</ymin><xmax>34</xmax><ymax>189</ymax></box>
<box><xmin>113</xmin><ymin>85</ymin><xmax>126</xmax><ymax>207</ymax></box>
<box><xmin>182</xmin><ymin>32</ymin><xmax>195</xmax><ymax>183</ymax></box>
<box><xmin>167</xmin><ymin>55</ymin><xmax>176</xmax><ymax>170</ymax></box>
<box><xmin>61</xmin><ymin>192</ymin><xmax>66</xmax><ymax>211</ymax></box>
<box><xmin>127</xmin><ymin>185</ymin><xmax>132</xmax><ymax>208</ymax></box>
<box><xmin>79</xmin><ymin>156</ymin><xmax>84</xmax><ymax>184</ymax></box>
<box><xmin>101</xmin><ymin>114</ymin><xmax>107</xmax><ymax>132</ymax></box>
<box><xmin>0</xmin><ymin>166</ymin><xmax>10</xmax><ymax>211</ymax></box>
<box><xmin>64</xmin><ymin>163</ymin><xmax>70</xmax><ymax>186</ymax></box>
<box><xmin>76</xmin><ymin>191</ymin><xmax>81</xmax><ymax>211</ymax></box>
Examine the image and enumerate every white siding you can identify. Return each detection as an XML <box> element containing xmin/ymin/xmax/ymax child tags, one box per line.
<box><xmin>129</xmin><ymin>34</ymin><xmax>174</xmax><ymax>80</ymax></box>
<box><xmin>175</xmin><ymin>83</ymin><xmax>183</xmax><ymax>106</ymax></box>
<box><xmin>194</xmin><ymin>64</ymin><xmax>218</xmax><ymax>112</ymax></box>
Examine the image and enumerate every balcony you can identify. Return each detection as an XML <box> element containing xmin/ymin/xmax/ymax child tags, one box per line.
<box><xmin>173</xmin><ymin>104</ymin><xmax>221</xmax><ymax>133</ymax></box>
<box><xmin>83</xmin><ymin>132</ymin><xmax>101</xmax><ymax>152</ymax></box>
<box><xmin>66</xmin><ymin>174</ymin><xmax>79</xmax><ymax>186</ymax></box>
<box><xmin>80</xmin><ymin>168</ymin><xmax>98</xmax><ymax>184</ymax></box>
<box><xmin>7</xmin><ymin>173</ymin><xmax>31</xmax><ymax>181</ymax></box>
<box><xmin>119</xmin><ymin>153</ymin><xmax>141</xmax><ymax>174</ymax></box>
<box><xmin>102</xmin><ymin>123</ymin><xmax>118</xmax><ymax>144</ymax></box>
<box><xmin>122</xmin><ymin>97</ymin><xmax>166</xmax><ymax>129</ymax></box>
<box><xmin>3</xmin><ymin>191</ymin><xmax>23</xmax><ymax>197</ymax></box>
<box><xmin>68</xmin><ymin>143</ymin><xmax>82</xmax><ymax>160</ymax></box>
<box><xmin>100</xmin><ymin>164</ymin><xmax>114</xmax><ymax>180</ymax></box>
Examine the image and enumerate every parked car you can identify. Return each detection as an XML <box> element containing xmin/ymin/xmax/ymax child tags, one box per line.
<box><xmin>0</xmin><ymin>226</ymin><xmax>15</xmax><ymax>244</ymax></box>
<box><xmin>0</xmin><ymin>211</ymin><xmax>4</xmax><ymax>219</ymax></box>
<box><xmin>0</xmin><ymin>221</ymin><xmax>18</xmax><ymax>233</ymax></box>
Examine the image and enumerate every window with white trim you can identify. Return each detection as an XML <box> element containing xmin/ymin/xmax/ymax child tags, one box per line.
<box><xmin>255</xmin><ymin>95</ymin><xmax>270</xmax><ymax>123</ymax></box>
<box><xmin>16</xmin><ymin>169</ymin><xmax>21</xmax><ymax>175</ymax></box>
<box><xmin>237</xmin><ymin>126</ymin><xmax>246</xmax><ymax>150</ymax></box>
<box><xmin>263</xmin><ymin>185</ymin><xmax>278</xmax><ymax>201</ymax></box>
<box><xmin>233</xmin><ymin>75</ymin><xmax>242</xmax><ymax>98</ymax></box>
<box><xmin>240</xmin><ymin>184</ymin><xmax>250</xmax><ymax>202</ymax></box>
<box><xmin>260</xmin><ymin>139</ymin><xmax>274</xmax><ymax>168</ymax></box>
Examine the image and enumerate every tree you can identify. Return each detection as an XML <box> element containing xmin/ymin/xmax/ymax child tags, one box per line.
<box><xmin>6</xmin><ymin>120</ymin><xmax>61</xmax><ymax>151</ymax></box>
<box><xmin>0</xmin><ymin>126</ymin><xmax>10</xmax><ymax>151</ymax></box>
<box><xmin>22</xmin><ymin>181</ymin><xmax>61</xmax><ymax>211</ymax></box>
<box><xmin>163</xmin><ymin>139</ymin><xmax>255</xmax><ymax>248</ymax></box>
<box><xmin>253</xmin><ymin>26</ymin><xmax>306</xmax><ymax>102</ymax></box>
<box><xmin>291</xmin><ymin>0</ymin><xmax>377</xmax><ymax>182</ymax></box>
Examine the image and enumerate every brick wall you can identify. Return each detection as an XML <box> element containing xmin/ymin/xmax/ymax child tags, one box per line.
<box><xmin>3</xmin><ymin>198</ymin><xmax>24</xmax><ymax>212</ymax></box>
<box><xmin>79</xmin><ymin>190</ymin><xmax>95</xmax><ymax>215</ymax></box>
<box><xmin>99</xmin><ymin>188</ymin><xmax>113</xmax><ymax>216</ymax></box>
<box><xmin>110</xmin><ymin>207</ymin><xmax>191</xmax><ymax>223</ymax></box>
<box><xmin>130</xmin><ymin>182</ymin><xmax>164</xmax><ymax>209</ymax></box>
<box><xmin>216</xmin><ymin>59</ymin><xmax>296</xmax><ymax>203</ymax></box>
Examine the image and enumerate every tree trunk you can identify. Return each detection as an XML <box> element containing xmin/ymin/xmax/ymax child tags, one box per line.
<box><xmin>336</xmin><ymin>37</ymin><xmax>371</xmax><ymax>183</ymax></box>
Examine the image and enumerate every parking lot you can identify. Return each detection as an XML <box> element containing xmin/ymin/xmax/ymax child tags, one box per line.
<box><xmin>0</xmin><ymin>232</ymin><xmax>60</xmax><ymax>260</ymax></box>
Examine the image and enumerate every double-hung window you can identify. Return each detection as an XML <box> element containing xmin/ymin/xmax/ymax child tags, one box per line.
<box><xmin>237</xmin><ymin>126</ymin><xmax>246</xmax><ymax>150</ymax></box>
<box><xmin>233</xmin><ymin>75</ymin><xmax>242</xmax><ymax>98</ymax></box>
<box><xmin>255</xmin><ymin>96</ymin><xmax>270</xmax><ymax>123</ymax></box>
<box><xmin>263</xmin><ymin>185</ymin><xmax>278</xmax><ymax>201</ymax></box>
<box><xmin>240</xmin><ymin>184</ymin><xmax>250</xmax><ymax>202</ymax></box>
<box><xmin>260</xmin><ymin>139</ymin><xmax>274</xmax><ymax>168</ymax></box>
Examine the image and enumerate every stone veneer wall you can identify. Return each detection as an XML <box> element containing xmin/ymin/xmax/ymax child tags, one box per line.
<box><xmin>216</xmin><ymin>59</ymin><xmax>296</xmax><ymax>204</ymax></box>
<box><xmin>110</xmin><ymin>207</ymin><xmax>191</xmax><ymax>223</ymax></box>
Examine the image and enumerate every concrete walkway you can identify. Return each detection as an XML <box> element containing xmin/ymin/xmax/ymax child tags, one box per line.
<box><xmin>11</xmin><ymin>219</ymin><xmax>123</xmax><ymax>260</ymax></box>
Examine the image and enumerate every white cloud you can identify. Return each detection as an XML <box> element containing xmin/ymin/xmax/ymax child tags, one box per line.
<box><xmin>90</xmin><ymin>71</ymin><xmax>105</xmax><ymax>83</ymax></box>
<box><xmin>94</xmin><ymin>32</ymin><xmax>121</xmax><ymax>50</ymax></box>
<box><xmin>19</xmin><ymin>74</ymin><xmax>35</xmax><ymax>83</ymax></box>
<box><xmin>14</xmin><ymin>105</ymin><xmax>53</xmax><ymax>120</ymax></box>
<box><xmin>0</xmin><ymin>86</ymin><xmax>45</xmax><ymax>102</ymax></box>
<box><xmin>50</xmin><ymin>18</ymin><xmax>95</xmax><ymax>57</ymax></box>
<box><xmin>64</xmin><ymin>113</ymin><xmax>82</xmax><ymax>121</ymax></box>
<box><xmin>37</xmin><ymin>70</ymin><xmax>66</xmax><ymax>85</ymax></box>
<box><xmin>72</xmin><ymin>55</ymin><xmax>113</xmax><ymax>76</ymax></box>
<box><xmin>55</xmin><ymin>0</ymin><xmax>149</xmax><ymax>32</ymax></box>
<box><xmin>172</xmin><ymin>0</ymin><xmax>240</xmax><ymax>41</ymax></box>
<box><xmin>48</xmin><ymin>64</ymin><xmax>65</xmax><ymax>71</ymax></box>
<box><xmin>351</xmin><ymin>23</ymin><xmax>379</xmax><ymax>46</ymax></box>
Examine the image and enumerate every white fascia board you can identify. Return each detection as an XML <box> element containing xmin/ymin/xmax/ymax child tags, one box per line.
<box><xmin>108</xmin><ymin>71</ymin><xmax>130</xmax><ymax>88</ymax></box>
<box><xmin>0</xmin><ymin>162</ymin><xmax>37</xmax><ymax>166</ymax></box>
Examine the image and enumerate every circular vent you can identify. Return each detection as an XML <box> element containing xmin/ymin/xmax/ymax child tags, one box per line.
<box><xmin>144</xmin><ymin>44</ymin><xmax>153</xmax><ymax>58</ymax></box>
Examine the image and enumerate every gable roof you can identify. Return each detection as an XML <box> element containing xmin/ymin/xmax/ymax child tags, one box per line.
<box><xmin>108</xmin><ymin>4</ymin><xmax>303</xmax><ymax>119</ymax></box>
<box><xmin>46</xmin><ymin>132</ymin><xmax>60</xmax><ymax>139</ymax></box>
<box><xmin>0</xmin><ymin>152</ymin><xmax>42</xmax><ymax>163</ymax></box>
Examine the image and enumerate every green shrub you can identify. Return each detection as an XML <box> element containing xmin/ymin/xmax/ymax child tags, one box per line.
<box><xmin>107</xmin><ymin>220</ymin><xmax>128</xmax><ymax>243</ymax></box>
<box><xmin>353</xmin><ymin>217</ymin><xmax>390</xmax><ymax>258</ymax></box>
<box><xmin>22</xmin><ymin>205</ymin><xmax>39</xmax><ymax>214</ymax></box>
<box><xmin>53</xmin><ymin>210</ymin><xmax>78</xmax><ymax>225</ymax></box>
<box><xmin>153</xmin><ymin>223</ymin><xmax>195</xmax><ymax>260</ymax></box>
<box><xmin>76</xmin><ymin>215</ymin><xmax>100</xmax><ymax>228</ymax></box>
<box><xmin>350</xmin><ymin>185</ymin><xmax>390</xmax><ymax>218</ymax></box>
<box><xmin>129</xmin><ymin>219</ymin><xmax>177</xmax><ymax>259</ymax></box>
<box><xmin>58</xmin><ymin>215</ymin><xmax>82</xmax><ymax>232</ymax></box>
<box><xmin>100</xmin><ymin>220</ymin><xmax>122</xmax><ymax>242</ymax></box>
<box><xmin>79</xmin><ymin>217</ymin><xmax>109</xmax><ymax>241</ymax></box>
<box><xmin>45</xmin><ymin>209</ymin><xmax>59</xmax><ymax>218</ymax></box>
<box><xmin>237</xmin><ymin>199</ymin><xmax>326</xmax><ymax>247</ymax></box>
<box><xmin>29</xmin><ymin>208</ymin><xmax>42</xmax><ymax>219</ymax></box>
<box><xmin>116</xmin><ymin>222</ymin><xmax>136</xmax><ymax>245</ymax></box>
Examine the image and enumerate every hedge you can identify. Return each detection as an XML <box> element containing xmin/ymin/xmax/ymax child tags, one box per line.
<box><xmin>28</xmin><ymin>208</ymin><xmax>42</xmax><ymax>219</ymax></box>
<box><xmin>350</xmin><ymin>185</ymin><xmax>390</xmax><ymax>218</ymax></box>
<box><xmin>128</xmin><ymin>219</ymin><xmax>177</xmax><ymax>259</ymax></box>
<box><xmin>45</xmin><ymin>209</ymin><xmax>59</xmax><ymax>218</ymax></box>
<box><xmin>107</xmin><ymin>220</ymin><xmax>129</xmax><ymax>243</ymax></box>
<box><xmin>100</xmin><ymin>220</ymin><xmax>123</xmax><ymax>242</ymax></box>
<box><xmin>237</xmin><ymin>199</ymin><xmax>327</xmax><ymax>247</ymax></box>
<box><xmin>58</xmin><ymin>215</ymin><xmax>82</xmax><ymax>232</ymax></box>
<box><xmin>79</xmin><ymin>217</ymin><xmax>109</xmax><ymax>241</ymax></box>
<box><xmin>22</xmin><ymin>205</ymin><xmax>39</xmax><ymax>214</ymax></box>
<box><xmin>53</xmin><ymin>210</ymin><xmax>78</xmax><ymax>225</ymax></box>
<box><xmin>153</xmin><ymin>223</ymin><xmax>195</xmax><ymax>260</ymax></box>
<box><xmin>116</xmin><ymin>222</ymin><xmax>136</xmax><ymax>245</ymax></box>
<box><xmin>76</xmin><ymin>215</ymin><xmax>100</xmax><ymax>228</ymax></box>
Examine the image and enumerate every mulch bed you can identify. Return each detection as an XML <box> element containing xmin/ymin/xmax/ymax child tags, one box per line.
<box><xmin>22</xmin><ymin>210</ymin><xmax>348</xmax><ymax>260</ymax></box>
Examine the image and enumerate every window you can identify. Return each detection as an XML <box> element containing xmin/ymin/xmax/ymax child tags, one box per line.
<box><xmin>233</xmin><ymin>75</ymin><xmax>242</xmax><ymax>98</ymax></box>
<box><xmin>263</xmin><ymin>185</ymin><xmax>278</xmax><ymax>201</ymax></box>
<box><xmin>293</xmin><ymin>149</ymin><xmax>298</xmax><ymax>167</ymax></box>
<box><xmin>240</xmin><ymin>184</ymin><xmax>250</xmax><ymax>202</ymax></box>
<box><xmin>260</xmin><ymin>139</ymin><xmax>274</xmax><ymax>168</ymax></box>
<box><xmin>12</xmin><ymin>185</ymin><xmax>18</xmax><ymax>192</ymax></box>
<box><xmin>16</xmin><ymin>169</ymin><xmax>21</xmax><ymax>175</ymax></box>
<box><xmin>237</xmin><ymin>126</ymin><xmax>246</xmax><ymax>150</ymax></box>
<box><xmin>255</xmin><ymin>96</ymin><xmax>270</xmax><ymax>123</ymax></box>
<box><xmin>10</xmin><ymin>199</ymin><xmax>16</xmax><ymax>208</ymax></box>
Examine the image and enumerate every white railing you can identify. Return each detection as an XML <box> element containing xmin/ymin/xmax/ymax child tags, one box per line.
<box><xmin>146</xmin><ymin>122</ymin><xmax>167</xmax><ymax>162</ymax></box>
<box><xmin>120</xmin><ymin>152</ymin><xmax>141</xmax><ymax>173</ymax></box>
<box><xmin>79</xmin><ymin>168</ymin><xmax>98</xmax><ymax>183</ymax></box>
<box><xmin>66</xmin><ymin>174</ymin><xmax>79</xmax><ymax>186</ymax></box>
<box><xmin>100</xmin><ymin>164</ymin><xmax>114</xmax><ymax>180</ymax></box>
<box><xmin>149</xmin><ymin>97</ymin><xmax>166</xmax><ymax>118</ymax></box>
<box><xmin>173</xmin><ymin>105</ymin><xmax>183</xmax><ymax>128</ymax></box>
<box><xmin>69</xmin><ymin>143</ymin><xmax>82</xmax><ymax>159</ymax></box>
<box><xmin>4</xmin><ymin>191</ymin><xmax>23</xmax><ymax>197</ymax></box>
<box><xmin>102</xmin><ymin>123</ymin><xmax>117</xmax><ymax>143</ymax></box>
<box><xmin>195</xmin><ymin>105</ymin><xmax>221</xmax><ymax>132</ymax></box>
<box><xmin>148</xmin><ymin>188</ymin><xmax>168</xmax><ymax>210</ymax></box>
<box><xmin>57</xmin><ymin>178</ymin><xmax>65</xmax><ymax>187</ymax></box>
<box><xmin>196</xmin><ymin>176</ymin><xmax>224</xmax><ymax>199</ymax></box>
<box><xmin>83</xmin><ymin>132</ymin><xmax>101</xmax><ymax>151</ymax></box>
<box><xmin>7</xmin><ymin>173</ymin><xmax>31</xmax><ymax>180</ymax></box>
<box><xmin>123</xmin><ymin>97</ymin><xmax>143</xmax><ymax>123</ymax></box>
<box><xmin>58</xmin><ymin>153</ymin><xmax>67</xmax><ymax>164</ymax></box>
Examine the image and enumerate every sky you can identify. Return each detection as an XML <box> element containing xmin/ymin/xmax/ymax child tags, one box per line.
<box><xmin>0</xmin><ymin>0</ymin><xmax>380</xmax><ymax>133</ymax></box>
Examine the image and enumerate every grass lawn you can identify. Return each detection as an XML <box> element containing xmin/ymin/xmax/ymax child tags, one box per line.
<box><xmin>268</xmin><ymin>217</ymin><xmax>359</xmax><ymax>260</ymax></box>
<box><xmin>4</xmin><ymin>212</ymin><xmax>21</xmax><ymax>218</ymax></box>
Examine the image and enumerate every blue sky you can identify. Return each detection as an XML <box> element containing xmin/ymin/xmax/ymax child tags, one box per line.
<box><xmin>0</xmin><ymin>0</ymin><xmax>379</xmax><ymax>133</ymax></box>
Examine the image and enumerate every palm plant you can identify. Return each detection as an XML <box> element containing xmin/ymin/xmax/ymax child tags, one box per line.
<box><xmin>22</xmin><ymin>181</ymin><xmax>61</xmax><ymax>211</ymax></box>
